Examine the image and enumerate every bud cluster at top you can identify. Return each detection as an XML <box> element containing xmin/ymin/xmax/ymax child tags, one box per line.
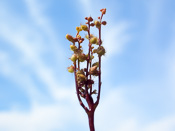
<box><xmin>66</xmin><ymin>8</ymin><xmax>107</xmax><ymax>98</ymax></box>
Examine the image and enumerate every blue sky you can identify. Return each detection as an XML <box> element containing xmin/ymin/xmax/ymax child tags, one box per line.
<box><xmin>0</xmin><ymin>0</ymin><xmax>175</xmax><ymax>131</ymax></box>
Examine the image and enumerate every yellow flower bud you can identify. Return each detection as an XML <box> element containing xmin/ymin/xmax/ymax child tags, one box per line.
<box><xmin>70</xmin><ymin>54</ymin><xmax>77</xmax><ymax>62</ymax></box>
<box><xmin>77</xmin><ymin>34</ymin><xmax>81</xmax><ymax>39</ymax></box>
<box><xmin>66</xmin><ymin>34</ymin><xmax>74</xmax><ymax>42</ymax></box>
<box><xmin>94</xmin><ymin>21</ymin><xmax>101</xmax><ymax>28</ymax></box>
<box><xmin>76</xmin><ymin>26</ymin><xmax>82</xmax><ymax>32</ymax></box>
<box><xmin>67</xmin><ymin>65</ymin><xmax>74</xmax><ymax>73</ymax></box>
<box><xmin>81</xmin><ymin>25</ymin><xmax>88</xmax><ymax>31</ymax></box>
<box><xmin>90</xmin><ymin>37</ymin><xmax>98</xmax><ymax>44</ymax></box>
<box><xmin>70</xmin><ymin>45</ymin><xmax>77</xmax><ymax>51</ymax></box>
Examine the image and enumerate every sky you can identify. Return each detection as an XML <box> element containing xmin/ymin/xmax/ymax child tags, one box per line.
<box><xmin>0</xmin><ymin>0</ymin><xmax>175</xmax><ymax>131</ymax></box>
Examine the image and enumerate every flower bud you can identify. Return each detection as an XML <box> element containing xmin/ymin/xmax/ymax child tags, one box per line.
<box><xmin>97</xmin><ymin>46</ymin><xmax>106</xmax><ymax>56</ymax></box>
<box><xmin>78</xmin><ymin>53</ymin><xmax>87</xmax><ymax>62</ymax></box>
<box><xmin>67</xmin><ymin>65</ymin><xmax>74</xmax><ymax>73</ymax></box>
<box><xmin>70</xmin><ymin>54</ymin><xmax>77</xmax><ymax>62</ymax></box>
<box><xmin>102</xmin><ymin>21</ymin><xmax>107</xmax><ymax>25</ymax></box>
<box><xmin>85</xmin><ymin>34</ymin><xmax>94</xmax><ymax>39</ymax></box>
<box><xmin>76</xmin><ymin>69</ymin><xmax>85</xmax><ymax>75</ymax></box>
<box><xmin>70</xmin><ymin>45</ymin><xmax>77</xmax><ymax>51</ymax></box>
<box><xmin>89</xmin><ymin>65</ymin><xmax>98</xmax><ymax>76</ymax></box>
<box><xmin>94</xmin><ymin>20</ymin><xmax>101</xmax><ymax>28</ymax></box>
<box><xmin>92</xmin><ymin>62</ymin><xmax>99</xmax><ymax>67</ymax></box>
<box><xmin>90</xmin><ymin>23</ymin><xmax>95</xmax><ymax>26</ymax></box>
<box><xmin>77</xmin><ymin>74</ymin><xmax>86</xmax><ymax>82</ymax></box>
<box><xmin>76</xmin><ymin>26</ymin><xmax>82</xmax><ymax>32</ymax></box>
<box><xmin>77</xmin><ymin>34</ymin><xmax>81</xmax><ymax>39</ymax></box>
<box><xmin>93</xmin><ymin>49</ymin><xmax>97</xmax><ymax>53</ymax></box>
<box><xmin>81</xmin><ymin>25</ymin><xmax>88</xmax><ymax>31</ymax></box>
<box><xmin>90</xmin><ymin>37</ymin><xmax>98</xmax><ymax>44</ymax></box>
<box><xmin>100</xmin><ymin>8</ymin><xmax>106</xmax><ymax>15</ymax></box>
<box><xmin>88</xmin><ymin>16</ymin><xmax>93</xmax><ymax>22</ymax></box>
<box><xmin>66</xmin><ymin>34</ymin><xmax>74</xmax><ymax>43</ymax></box>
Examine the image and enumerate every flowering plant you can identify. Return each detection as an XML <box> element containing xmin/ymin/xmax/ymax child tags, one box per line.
<box><xmin>66</xmin><ymin>8</ymin><xmax>107</xmax><ymax>131</ymax></box>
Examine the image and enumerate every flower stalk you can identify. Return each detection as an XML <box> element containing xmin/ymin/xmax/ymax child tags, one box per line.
<box><xmin>66</xmin><ymin>8</ymin><xmax>107</xmax><ymax>131</ymax></box>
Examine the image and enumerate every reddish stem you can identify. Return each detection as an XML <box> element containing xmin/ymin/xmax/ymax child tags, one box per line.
<box><xmin>88</xmin><ymin>111</ymin><xmax>95</xmax><ymax>131</ymax></box>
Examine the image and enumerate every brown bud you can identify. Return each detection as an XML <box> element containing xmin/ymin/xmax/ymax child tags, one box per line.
<box><xmin>90</xmin><ymin>23</ymin><xmax>95</xmax><ymax>26</ymax></box>
<box><xmin>77</xmin><ymin>74</ymin><xmax>86</xmax><ymax>82</ymax></box>
<box><xmin>97</xmin><ymin>46</ymin><xmax>106</xmax><ymax>56</ymax></box>
<box><xmin>102</xmin><ymin>21</ymin><xmax>107</xmax><ymax>25</ymax></box>
<box><xmin>66</xmin><ymin>34</ymin><xmax>74</xmax><ymax>43</ymax></box>
<box><xmin>88</xmin><ymin>16</ymin><xmax>93</xmax><ymax>22</ymax></box>
<box><xmin>85</xmin><ymin>17</ymin><xmax>88</xmax><ymax>20</ymax></box>
<box><xmin>78</xmin><ymin>53</ymin><xmax>87</xmax><ymax>62</ymax></box>
<box><xmin>89</xmin><ymin>65</ymin><xmax>98</xmax><ymax>76</ymax></box>
<box><xmin>73</xmin><ymin>38</ymin><xmax>78</xmax><ymax>42</ymax></box>
<box><xmin>98</xmin><ymin>17</ymin><xmax>101</xmax><ymax>19</ymax></box>
<box><xmin>100</xmin><ymin>8</ymin><xmax>106</xmax><ymax>15</ymax></box>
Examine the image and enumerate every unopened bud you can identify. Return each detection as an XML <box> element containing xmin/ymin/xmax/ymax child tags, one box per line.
<box><xmin>77</xmin><ymin>74</ymin><xmax>86</xmax><ymax>82</ymax></box>
<box><xmin>90</xmin><ymin>37</ymin><xmax>98</xmax><ymax>44</ymax></box>
<box><xmin>100</xmin><ymin>8</ymin><xmax>106</xmax><ymax>15</ymax></box>
<box><xmin>88</xmin><ymin>17</ymin><xmax>93</xmax><ymax>22</ymax></box>
<box><xmin>90</xmin><ymin>23</ymin><xmax>95</xmax><ymax>26</ymax></box>
<box><xmin>78</xmin><ymin>53</ymin><xmax>87</xmax><ymax>62</ymax></box>
<box><xmin>81</xmin><ymin>25</ymin><xmax>88</xmax><ymax>31</ymax></box>
<box><xmin>67</xmin><ymin>65</ymin><xmax>74</xmax><ymax>73</ymax></box>
<box><xmin>93</xmin><ymin>49</ymin><xmax>97</xmax><ymax>53</ymax></box>
<box><xmin>70</xmin><ymin>54</ymin><xmax>77</xmax><ymax>62</ymax></box>
<box><xmin>66</xmin><ymin>34</ymin><xmax>74</xmax><ymax>43</ymax></box>
<box><xmin>94</xmin><ymin>20</ymin><xmax>101</xmax><ymax>28</ymax></box>
<box><xmin>77</xmin><ymin>34</ymin><xmax>81</xmax><ymax>39</ymax></box>
<box><xmin>76</xmin><ymin>26</ymin><xmax>82</xmax><ymax>32</ymax></box>
<box><xmin>79</xmin><ymin>40</ymin><xmax>83</xmax><ymax>43</ymax></box>
<box><xmin>85</xmin><ymin>17</ymin><xmax>88</xmax><ymax>20</ymax></box>
<box><xmin>85</xmin><ymin>34</ymin><xmax>94</xmax><ymax>39</ymax></box>
<box><xmin>76</xmin><ymin>69</ymin><xmax>85</xmax><ymax>75</ymax></box>
<box><xmin>97</xmin><ymin>46</ymin><xmax>106</xmax><ymax>56</ymax></box>
<box><xmin>89</xmin><ymin>65</ymin><xmax>98</xmax><ymax>76</ymax></box>
<box><xmin>102</xmin><ymin>21</ymin><xmax>107</xmax><ymax>25</ymax></box>
<box><xmin>70</xmin><ymin>45</ymin><xmax>77</xmax><ymax>51</ymax></box>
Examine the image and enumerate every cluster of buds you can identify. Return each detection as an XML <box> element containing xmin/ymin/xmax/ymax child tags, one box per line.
<box><xmin>67</xmin><ymin>8</ymin><xmax>106</xmax><ymax>98</ymax></box>
<box><xmin>66</xmin><ymin>10</ymin><xmax>107</xmax><ymax>126</ymax></box>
